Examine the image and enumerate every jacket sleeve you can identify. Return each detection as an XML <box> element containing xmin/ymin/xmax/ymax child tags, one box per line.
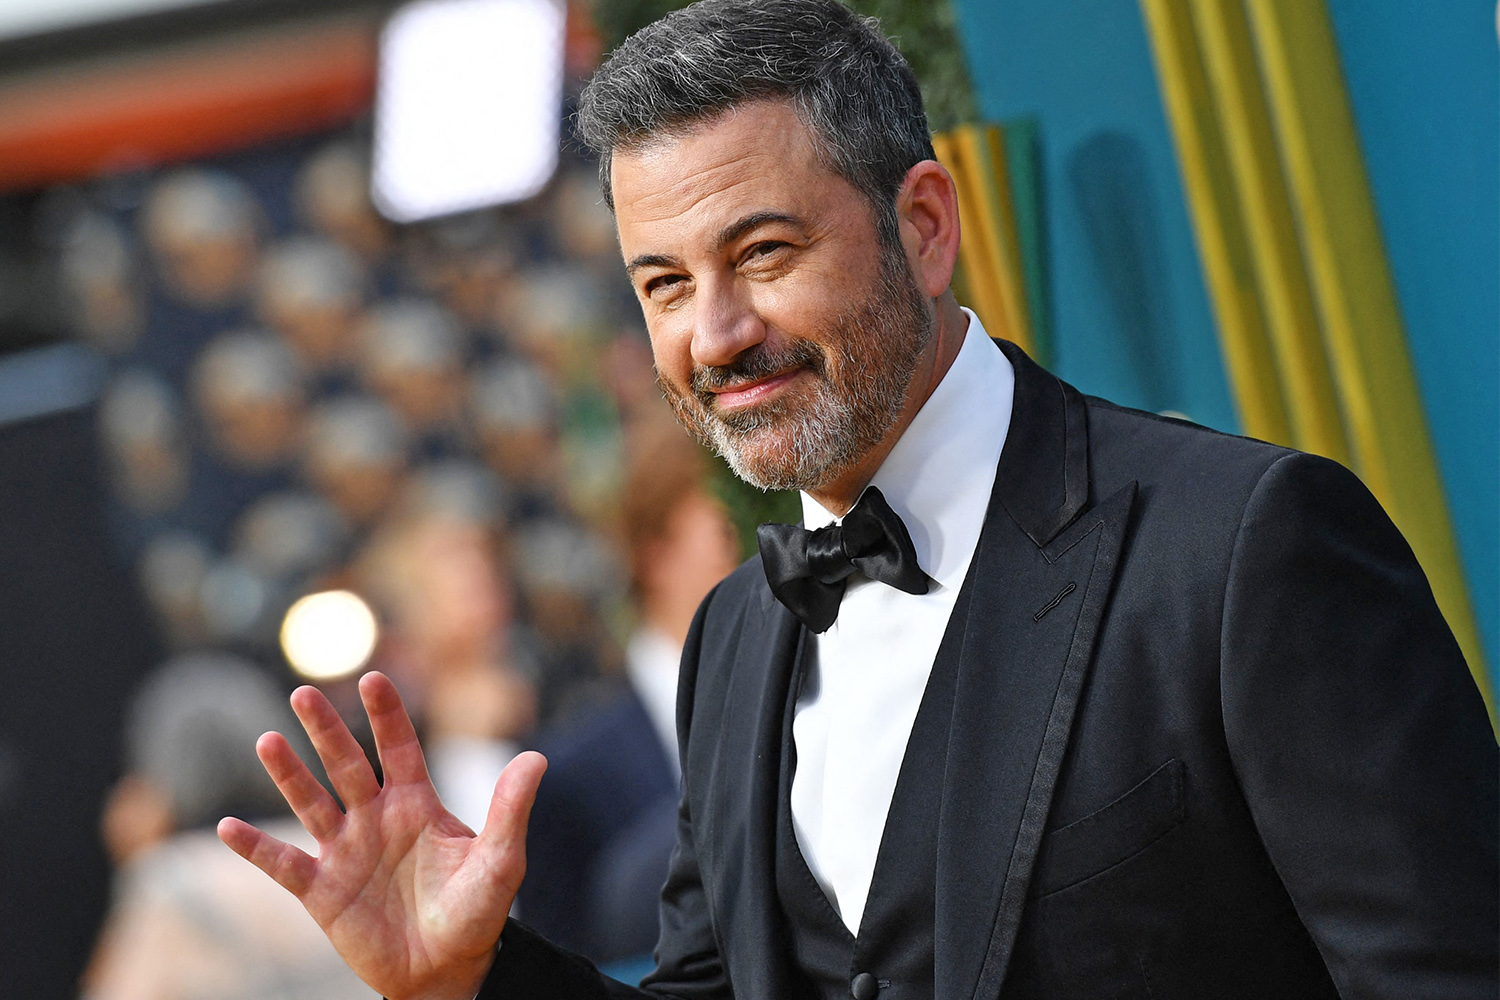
<box><xmin>1220</xmin><ymin>451</ymin><xmax>1498</xmax><ymax>999</ymax></box>
<box><xmin>478</xmin><ymin>589</ymin><xmax>731</xmax><ymax>1000</ymax></box>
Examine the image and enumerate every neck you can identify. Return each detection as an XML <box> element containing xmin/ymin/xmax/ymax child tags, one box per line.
<box><xmin>806</xmin><ymin>292</ymin><xmax>969</xmax><ymax>516</ymax></box>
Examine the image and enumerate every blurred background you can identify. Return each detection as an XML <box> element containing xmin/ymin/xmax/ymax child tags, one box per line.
<box><xmin>0</xmin><ymin>0</ymin><xmax>1492</xmax><ymax>996</ymax></box>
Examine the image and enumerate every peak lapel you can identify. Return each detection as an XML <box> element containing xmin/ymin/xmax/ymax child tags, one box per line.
<box><xmin>992</xmin><ymin>340</ymin><xmax>1090</xmax><ymax>547</ymax></box>
<box><xmin>936</xmin><ymin>341</ymin><xmax>1137</xmax><ymax>1000</ymax></box>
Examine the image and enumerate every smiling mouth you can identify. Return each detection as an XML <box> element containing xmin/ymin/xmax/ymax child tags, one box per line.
<box><xmin>706</xmin><ymin>368</ymin><xmax>806</xmax><ymax>412</ymax></box>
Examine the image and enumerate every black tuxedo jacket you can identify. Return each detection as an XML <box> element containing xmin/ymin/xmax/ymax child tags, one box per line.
<box><xmin>485</xmin><ymin>340</ymin><xmax>1498</xmax><ymax>999</ymax></box>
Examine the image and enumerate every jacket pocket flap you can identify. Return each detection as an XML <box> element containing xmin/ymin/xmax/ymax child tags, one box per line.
<box><xmin>1032</xmin><ymin>757</ymin><xmax>1187</xmax><ymax>897</ymax></box>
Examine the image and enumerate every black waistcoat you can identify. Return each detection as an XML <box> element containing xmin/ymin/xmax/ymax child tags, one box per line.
<box><xmin>774</xmin><ymin>580</ymin><xmax>972</xmax><ymax>1000</ymax></box>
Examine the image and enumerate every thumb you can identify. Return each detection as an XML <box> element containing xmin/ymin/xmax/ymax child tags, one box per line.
<box><xmin>479</xmin><ymin>750</ymin><xmax>548</xmax><ymax>860</ymax></box>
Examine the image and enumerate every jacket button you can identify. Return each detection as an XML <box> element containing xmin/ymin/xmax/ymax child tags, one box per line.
<box><xmin>850</xmin><ymin>972</ymin><xmax>879</xmax><ymax>1000</ymax></box>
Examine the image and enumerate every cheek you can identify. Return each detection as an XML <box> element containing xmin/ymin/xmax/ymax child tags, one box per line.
<box><xmin>749</xmin><ymin>266</ymin><xmax>857</xmax><ymax>341</ymax></box>
<box><xmin>647</xmin><ymin>321</ymin><xmax>696</xmax><ymax>390</ymax></box>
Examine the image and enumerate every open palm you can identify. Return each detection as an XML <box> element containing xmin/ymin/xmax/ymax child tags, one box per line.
<box><xmin>218</xmin><ymin>671</ymin><xmax>546</xmax><ymax>1000</ymax></box>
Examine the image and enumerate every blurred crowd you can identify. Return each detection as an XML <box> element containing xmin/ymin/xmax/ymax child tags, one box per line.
<box><xmin>64</xmin><ymin>131</ymin><xmax>643</xmax><ymax>687</ymax></box>
<box><xmin>26</xmin><ymin>118</ymin><xmax>775</xmax><ymax>997</ymax></box>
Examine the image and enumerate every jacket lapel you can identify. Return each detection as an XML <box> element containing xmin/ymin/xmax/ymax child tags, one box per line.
<box><xmin>700</xmin><ymin>582</ymin><xmax>803</xmax><ymax>999</ymax></box>
<box><xmin>935</xmin><ymin>342</ymin><xmax>1137</xmax><ymax>1000</ymax></box>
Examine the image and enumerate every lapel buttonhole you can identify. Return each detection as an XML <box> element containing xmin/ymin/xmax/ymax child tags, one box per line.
<box><xmin>1033</xmin><ymin>582</ymin><xmax>1077</xmax><ymax>622</ymax></box>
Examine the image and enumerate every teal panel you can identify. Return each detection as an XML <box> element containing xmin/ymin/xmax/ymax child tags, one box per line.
<box><xmin>947</xmin><ymin>0</ymin><xmax>1237</xmax><ymax>432</ymax></box>
<box><xmin>1326</xmin><ymin>0</ymin><xmax>1499</xmax><ymax>684</ymax></box>
<box><xmin>951</xmin><ymin>0</ymin><xmax>1497</xmax><ymax>691</ymax></box>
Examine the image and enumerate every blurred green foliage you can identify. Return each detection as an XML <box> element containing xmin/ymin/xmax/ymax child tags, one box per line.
<box><xmin>589</xmin><ymin>0</ymin><xmax>685</xmax><ymax>52</ymax></box>
<box><xmin>842</xmin><ymin>0</ymin><xmax>975</xmax><ymax>131</ymax></box>
<box><xmin>709</xmin><ymin>456</ymin><xmax>804</xmax><ymax>556</ymax></box>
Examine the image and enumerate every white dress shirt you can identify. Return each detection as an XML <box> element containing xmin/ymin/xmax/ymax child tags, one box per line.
<box><xmin>790</xmin><ymin>309</ymin><xmax>1014</xmax><ymax>934</ymax></box>
<box><xmin>625</xmin><ymin>626</ymin><xmax>684</xmax><ymax>780</ymax></box>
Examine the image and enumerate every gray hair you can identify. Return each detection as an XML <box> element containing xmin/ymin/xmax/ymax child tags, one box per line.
<box><xmin>192</xmin><ymin>329</ymin><xmax>303</xmax><ymax>407</ymax></box>
<box><xmin>125</xmin><ymin>653</ymin><xmax>308</xmax><ymax>829</ymax></box>
<box><xmin>574</xmin><ymin>0</ymin><xmax>933</xmax><ymax>240</ymax></box>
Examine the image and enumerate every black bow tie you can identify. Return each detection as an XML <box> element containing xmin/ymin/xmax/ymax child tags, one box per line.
<box><xmin>756</xmin><ymin>486</ymin><xmax>929</xmax><ymax>633</ymax></box>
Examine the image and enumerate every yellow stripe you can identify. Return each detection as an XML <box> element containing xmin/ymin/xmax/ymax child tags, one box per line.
<box><xmin>1245</xmin><ymin>0</ymin><xmax>1493</xmax><ymax>715</ymax></box>
<box><xmin>1139</xmin><ymin>0</ymin><xmax>1293</xmax><ymax>446</ymax></box>
<box><xmin>935</xmin><ymin>126</ymin><xmax>1036</xmax><ymax>353</ymax></box>
<box><xmin>1192</xmin><ymin>0</ymin><xmax>1349</xmax><ymax>465</ymax></box>
<box><xmin>964</xmin><ymin>123</ymin><xmax>1035</xmax><ymax>354</ymax></box>
<box><xmin>933</xmin><ymin>130</ymin><xmax>1009</xmax><ymax>343</ymax></box>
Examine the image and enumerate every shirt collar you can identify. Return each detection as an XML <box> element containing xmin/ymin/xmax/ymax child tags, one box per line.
<box><xmin>800</xmin><ymin>308</ymin><xmax>1014</xmax><ymax>591</ymax></box>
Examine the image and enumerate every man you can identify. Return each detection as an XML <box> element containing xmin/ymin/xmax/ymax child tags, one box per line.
<box><xmin>219</xmin><ymin>2</ymin><xmax>1499</xmax><ymax>998</ymax></box>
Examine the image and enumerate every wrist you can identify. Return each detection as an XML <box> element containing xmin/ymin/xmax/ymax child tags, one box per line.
<box><xmin>398</xmin><ymin>948</ymin><xmax>498</xmax><ymax>1000</ymax></box>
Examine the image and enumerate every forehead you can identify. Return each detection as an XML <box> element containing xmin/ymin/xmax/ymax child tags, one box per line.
<box><xmin>609</xmin><ymin>101</ymin><xmax>858</xmax><ymax>251</ymax></box>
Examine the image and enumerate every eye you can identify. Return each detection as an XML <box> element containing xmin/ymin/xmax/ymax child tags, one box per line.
<box><xmin>645</xmin><ymin>274</ymin><xmax>681</xmax><ymax>293</ymax></box>
<box><xmin>644</xmin><ymin>273</ymin><xmax>688</xmax><ymax>301</ymax></box>
<box><xmin>746</xmin><ymin>241</ymin><xmax>786</xmax><ymax>260</ymax></box>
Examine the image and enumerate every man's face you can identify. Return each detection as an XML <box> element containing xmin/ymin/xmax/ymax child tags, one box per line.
<box><xmin>611</xmin><ymin>101</ymin><xmax>932</xmax><ymax>492</ymax></box>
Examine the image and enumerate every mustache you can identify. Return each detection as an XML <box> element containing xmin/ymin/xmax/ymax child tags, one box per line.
<box><xmin>689</xmin><ymin>340</ymin><xmax>825</xmax><ymax>399</ymax></box>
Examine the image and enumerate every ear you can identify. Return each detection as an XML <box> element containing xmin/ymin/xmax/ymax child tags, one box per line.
<box><xmin>894</xmin><ymin>159</ymin><xmax>962</xmax><ymax>299</ymax></box>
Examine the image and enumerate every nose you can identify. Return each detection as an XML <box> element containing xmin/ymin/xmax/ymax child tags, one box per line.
<box><xmin>690</xmin><ymin>276</ymin><xmax>765</xmax><ymax>369</ymax></box>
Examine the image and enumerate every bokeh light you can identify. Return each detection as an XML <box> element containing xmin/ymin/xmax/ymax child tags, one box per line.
<box><xmin>279</xmin><ymin>589</ymin><xmax>379</xmax><ymax>680</ymax></box>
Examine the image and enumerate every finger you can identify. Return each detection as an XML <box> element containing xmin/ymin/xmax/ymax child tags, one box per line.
<box><xmin>359</xmin><ymin>671</ymin><xmax>432</xmax><ymax>788</ymax></box>
<box><xmin>217</xmin><ymin>816</ymin><xmax>317</xmax><ymax>897</ymax></box>
<box><xmin>478</xmin><ymin>751</ymin><xmax>548</xmax><ymax>879</ymax></box>
<box><xmin>256</xmin><ymin>731</ymin><xmax>345</xmax><ymax>841</ymax></box>
<box><xmin>290</xmin><ymin>685</ymin><xmax>382</xmax><ymax>810</ymax></box>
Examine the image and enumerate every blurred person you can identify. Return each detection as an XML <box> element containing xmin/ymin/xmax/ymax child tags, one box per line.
<box><xmin>138</xmin><ymin>169</ymin><xmax>260</xmax><ymax>308</ymax></box>
<box><xmin>358</xmin><ymin>298</ymin><xmax>469</xmax><ymax>435</ymax></box>
<box><xmin>500</xmin><ymin>263</ymin><xmax>607</xmax><ymax>384</ymax></box>
<box><xmin>191</xmin><ymin>330</ymin><xmax>305</xmax><ymax>470</ymax></box>
<box><xmin>556</xmin><ymin>421</ymin><xmax>627</xmax><ymax>527</ymax></box>
<box><xmin>520</xmin><ymin>434</ymin><xmax>739</xmax><ymax>963</ymax></box>
<box><xmin>227</xmin><ymin>490</ymin><xmax>353</xmax><ymax>648</ymax></box>
<box><xmin>467</xmin><ymin>356</ymin><xmax>562</xmax><ymax>517</ymax></box>
<box><xmin>358</xmin><ymin>510</ymin><xmax>538</xmax><ymax>832</ymax></box>
<box><xmin>232</xmin><ymin>489</ymin><xmax>351</xmax><ymax>586</ymax></box>
<box><xmin>84</xmin><ymin>652</ymin><xmax>377</xmax><ymax>1000</ymax></box>
<box><xmin>58</xmin><ymin>211</ymin><xmax>145</xmax><ymax>353</ymax></box>
<box><xmin>600</xmin><ymin>325</ymin><xmax>671</xmax><ymax>431</ymax></box>
<box><xmin>99</xmin><ymin>369</ymin><xmax>187</xmax><ymax>515</ymax></box>
<box><xmin>197</xmin><ymin>554</ymin><xmax>275</xmax><ymax>645</ymax></box>
<box><xmin>408</xmin><ymin>212</ymin><xmax>519</xmax><ymax>329</ymax></box>
<box><xmin>301</xmin><ymin>395</ymin><xmax>409</xmax><ymax>526</ymax></box>
<box><xmin>396</xmin><ymin>458</ymin><xmax>510</xmax><ymax>527</ymax></box>
<box><xmin>256</xmin><ymin>236</ymin><xmax>367</xmax><ymax>371</ymax></box>
<box><xmin>600</xmin><ymin>325</ymin><xmax>655</xmax><ymax>411</ymax></box>
<box><xmin>510</xmin><ymin>515</ymin><xmax>625</xmax><ymax>723</ymax></box>
<box><xmin>219</xmin><ymin>2</ymin><xmax>1495</xmax><ymax>999</ymax></box>
<box><xmin>499</xmin><ymin>264</ymin><xmax>629</xmax><ymax>520</ymax></box>
<box><xmin>293</xmin><ymin>140</ymin><xmax>392</xmax><ymax>262</ymax></box>
<box><xmin>136</xmin><ymin>530</ymin><xmax>213</xmax><ymax>647</ymax></box>
<box><xmin>551</xmin><ymin>166</ymin><xmax>620</xmax><ymax>264</ymax></box>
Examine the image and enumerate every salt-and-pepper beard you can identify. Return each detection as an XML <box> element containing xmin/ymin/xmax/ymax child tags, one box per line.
<box><xmin>657</xmin><ymin>240</ymin><xmax>934</xmax><ymax>492</ymax></box>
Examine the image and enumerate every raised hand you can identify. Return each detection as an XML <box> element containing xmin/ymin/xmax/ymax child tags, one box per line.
<box><xmin>217</xmin><ymin>671</ymin><xmax>546</xmax><ymax>1000</ymax></box>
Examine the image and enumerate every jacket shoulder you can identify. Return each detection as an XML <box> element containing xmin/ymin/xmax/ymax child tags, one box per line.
<box><xmin>720</xmin><ymin>552</ymin><xmax>771</xmax><ymax>596</ymax></box>
<box><xmin>1081</xmin><ymin>395</ymin><xmax>1303</xmax><ymax>506</ymax></box>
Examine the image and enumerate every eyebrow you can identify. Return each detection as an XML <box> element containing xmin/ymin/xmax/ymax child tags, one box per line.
<box><xmin>624</xmin><ymin>253</ymin><xmax>681</xmax><ymax>278</ymax></box>
<box><xmin>623</xmin><ymin>210</ymin><xmax>806</xmax><ymax>278</ymax></box>
<box><xmin>712</xmin><ymin>211</ymin><xmax>804</xmax><ymax>253</ymax></box>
